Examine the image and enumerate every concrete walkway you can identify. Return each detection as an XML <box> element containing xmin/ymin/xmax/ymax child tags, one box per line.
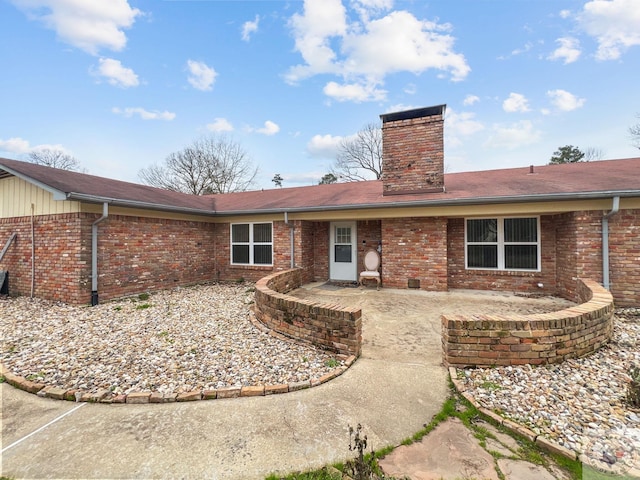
<box><xmin>1</xmin><ymin>285</ymin><xmax>576</xmax><ymax>479</ymax></box>
<box><xmin>2</xmin><ymin>285</ymin><xmax>450</xmax><ymax>479</ymax></box>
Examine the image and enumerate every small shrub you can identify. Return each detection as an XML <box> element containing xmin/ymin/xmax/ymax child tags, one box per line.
<box><xmin>138</xmin><ymin>293</ymin><xmax>150</xmax><ymax>301</ymax></box>
<box><xmin>325</xmin><ymin>358</ymin><xmax>339</xmax><ymax>368</ymax></box>
<box><xmin>136</xmin><ymin>303</ymin><xmax>152</xmax><ymax>310</ymax></box>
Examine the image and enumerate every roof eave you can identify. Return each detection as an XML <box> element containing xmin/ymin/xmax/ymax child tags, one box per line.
<box><xmin>67</xmin><ymin>192</ymin><xmax>217</xmax><ymax>217</ymax></box>
<box><xmin>213</xmin><ymin>190</ymin><xmax>640</xmax><ymax>216</ymax></box>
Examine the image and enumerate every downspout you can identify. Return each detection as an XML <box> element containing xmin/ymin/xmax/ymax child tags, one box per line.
<box><xmin>31</xmin><ymin>204</ymin><xmax>35</xmax><ymax>298</ymax></box>
<box><xmin>91</xmin><ymin>202</ymin><xmax>109</xmax><ymax>306</ymax></box>
<box><xmin>602</xmin><ymin>196</ymin><xmax>620</xmax><ymax>291</ymax></box>
<box><xmin>284</xmin><ymin>212</ymin><xmax>295</xmax><ymax>269</ymax></box>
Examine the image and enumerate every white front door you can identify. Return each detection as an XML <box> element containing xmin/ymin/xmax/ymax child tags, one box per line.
<box><xmin>330</xmin><ymin>221</ymin><xmax>357</xmax><ymax>281</ymax></box>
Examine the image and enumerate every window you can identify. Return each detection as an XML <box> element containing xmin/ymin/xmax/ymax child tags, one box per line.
<box><xmin>231</xmin><ymin>222</ymin><xmax>273</xmax><ymax>265</ymax></box>
<box><xmin>465</xmin><ymin>217</ymin><xmax>539</xmax><ymax>271</ymax></box>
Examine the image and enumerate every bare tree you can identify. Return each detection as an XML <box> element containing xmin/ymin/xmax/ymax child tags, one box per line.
<box><xmin>28</xmin><ymin>148</ymin><xmax>82</xmax><ymax>171</ymax></box>
<box><xmin>584</xmin><ymin>146</ymin><xmax>605</xmax><ymax>161</ymax></box>
<box><xmin>332</xmin><ymin>123</ymin><xmax>383</xmax><ymax>181</ymax></box>
<box><xmin>139</xmin><ymin>135</ymin><xmax>258</xmax><ymax>194</ymax></box>
<box><xmin>630</xmin><ymin>114</ymin><xmax>640</xmax><ymax>150</ymax></box>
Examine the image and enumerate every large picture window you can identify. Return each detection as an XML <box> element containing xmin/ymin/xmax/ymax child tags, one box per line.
<box><xmin>465</xmin><ymin>217</ymin><xmax>539</xmax><ymax>271</ymax></box>
<box><xmin>231</xmin><ymin>222</ymin><xmax>273</xmax><ymax>265</ymax></box>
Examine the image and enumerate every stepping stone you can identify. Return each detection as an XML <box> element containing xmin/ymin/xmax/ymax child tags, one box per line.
<box><xmin>497</xmin><ymin>459</ymin><xmax>557</xmax><ymax>480</ymax></box>
<box><xmin>378</xmin><ymin>418</ymin><xmax>499</xmax><ymax>480</ymax></box>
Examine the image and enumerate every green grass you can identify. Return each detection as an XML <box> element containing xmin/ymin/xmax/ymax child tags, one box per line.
<box><xmin>0</xmin><ymin>375</ymin><xmax>5</xmax><ymax>383</ymax></box>
<box><xmin>325</xmin><ymin>358</ymin><xmax>340</xmax><ymax>368</ymax></box>
<box><xmin>135</xmin><ymin>303</ymin><xmax>152</xmax><ymax>310</ymax></box>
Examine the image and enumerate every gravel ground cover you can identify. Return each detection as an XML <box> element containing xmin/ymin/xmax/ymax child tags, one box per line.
<box><xmin>460</xmin><ymin>307</ymin><xmax>640</xmax><ymax>475</ymax></box>
<box><xmin>0</xmin><ymin>283</ymin><xmax>341</xmax><ymax>395</ymax></box>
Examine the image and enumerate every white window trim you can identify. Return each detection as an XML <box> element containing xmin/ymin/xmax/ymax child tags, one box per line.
<box><xmin>230</xmin><ymin>222</ymin><xmax>273</xmax><ymax>266</ymax></box>
<box><xmin>464</xmin><ymin>216</ymin><xmax>541</xmax><ymax>272</ymax></box>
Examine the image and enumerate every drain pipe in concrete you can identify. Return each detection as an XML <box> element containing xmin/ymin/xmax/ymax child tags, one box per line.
<box><xmin>91</xmin><ymin>202</ymin><xmax>109</xmax><ymax>306</ymax></box>
<box><xmin>284</xmin><ymin>211</ymin><xmax>295</xmax><ymax>268</ymax></box>
<box><xmin>602</xmin><ymin>196</ymin><xmax>620</xmax><ymax>291</ymax></box>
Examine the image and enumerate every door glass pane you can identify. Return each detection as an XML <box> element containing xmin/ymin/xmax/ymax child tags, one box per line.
<box><xmin>505</xmin><ymin>245</ymin><xmax>537</xmax><ymax>269</ymax></box>
<box><xmin>335</xmin><ymin>245</ymin><xmax>352</xmax><ymax>263</ymax></box>
<box><xmin>335</xmin><ymin>227</ymin><xmax>351</xmax><ymax>244</ymax></box>
<box><xmin>504</xmin><ymin>218</ymin><xmax>537</xmax><ymax>242</ymax></box>
<box><xmin>467</xmin><ymin>219</ymin><xmax>497</xmax><ymax>242</ymax></box>
<box><xmin>467</xmin><ymin>245</ymin><xmax>498</xmax><ymax>268</ymax></box>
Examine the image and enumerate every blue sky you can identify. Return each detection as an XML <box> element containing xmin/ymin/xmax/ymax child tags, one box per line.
<box><xmin>1</xmin><ymin>0</ymin><xmax>639</xmax><ymax>189</ymax></box>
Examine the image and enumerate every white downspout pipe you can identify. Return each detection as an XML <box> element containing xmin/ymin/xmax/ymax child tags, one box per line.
<box><xmin>284</xmin><ymin>212</ymin><xmax>295</xmax><ymax>269</ymax></box>
<box><xmin>602</xmin><ymin>196</ymin><xmax>620</xmax><ymax>291</ymax></box>
<box><xmin>91</xmin><ymin>202</ymin><xmax>109</xmax><ymax>306</ymax></box>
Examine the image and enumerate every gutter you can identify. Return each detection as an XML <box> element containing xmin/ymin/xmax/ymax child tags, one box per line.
<box><xmin>602</xmin><ymin>196</ymin><xmax>620</xmax><ymax>291</ymax></box>
<box><xmin>67</xmin><ymin>192</ymin><xmax>216</xmax><ymax>216</ymax></box>
<box><xmin>284</xmin><ymin>211</ymin><xmax>295</xmax><ymax>268</ymax></box>
<box><xmin>91</xmin><ymin>202</ymin><xmax>109</xmax><ymax>306</ymax></box>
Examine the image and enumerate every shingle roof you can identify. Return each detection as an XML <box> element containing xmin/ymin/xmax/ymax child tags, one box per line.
<box><xmin>2</xmin><ymin>157</ymin><xmax>639</xmax><ymax>216</ymax></box>
<box><xmin>0</xmin><ymin>157</ymin><xmax>215</xmax><ymax>214</ymax></box>
<box><xmin>210</xmin><ymin>158</ymin><xmax>640</xmax><ymax>213</ymax></box>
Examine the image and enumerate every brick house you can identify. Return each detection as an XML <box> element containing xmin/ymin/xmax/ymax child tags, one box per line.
<box><xmin>1</xmin><ymin>105</ymin><xmax>639</xmax><ymax>307</ymax></box>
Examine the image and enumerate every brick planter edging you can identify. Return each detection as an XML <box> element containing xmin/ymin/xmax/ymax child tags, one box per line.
<box><xmin>253</xmin><ymin>268</ymin><xmax>363</xmax><ymax>358</ymax></box>
<box><xmin>442</xmin><ymin>278</ymin><xmax>614</xmax><ymax>367</ymax></box>
<box><xmin>0</xmin><ymin>355</ymin><xmax>357</xmax><ymax>404</ymax></box>
<box><xmin>448</xmin><ymin>366</ymin><xmax>578</xmax><ymax>461</ymax></box>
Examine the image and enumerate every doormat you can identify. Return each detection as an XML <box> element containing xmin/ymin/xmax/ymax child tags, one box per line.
<box><xmin>321</xmin><ymin>280</ymin><xmax>359</xmax><ymax>290</ymax></box>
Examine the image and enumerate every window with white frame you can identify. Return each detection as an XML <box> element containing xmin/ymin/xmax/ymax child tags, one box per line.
<box><xmin>231</xmin><ymin>222</ymin><xmax>273</xmax><ymax>265</ymax></box>
<box><xmin>465</xmin><ymin>217</ymin><xmax>540</xmax><ymax>271</ymax></box>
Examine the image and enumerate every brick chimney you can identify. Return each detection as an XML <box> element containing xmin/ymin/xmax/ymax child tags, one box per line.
<box><xmin>380</xmin><ymin>105</ymin><xmax>446</xmax><ymax>195</ymax></box>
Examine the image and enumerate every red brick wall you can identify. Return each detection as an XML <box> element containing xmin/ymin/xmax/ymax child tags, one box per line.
<box><xmin>381</xmin><ymin>108</ymin><xmax>445</xmax><ymax>194</ymax></box>
<box><xmin>0</xmin><ymin>213</ymin><xmax>91</xmax><ymax>304</ymax></box>
<box><xmin>442</xmin><ymin>279</ymin><xmax>614</xmax><ymax>367</ymax></box>
<box><xmin>312</xmin><ymin>222</ymin><xmax>329</xmax><ymax>281</ymax></box>
<box><xmin>447</xmin><ymin>217</ymin><xmax>557</xmax><ymax>295</ymax></box>
<box><xmin>97</xmin><ymin>215</ymin><xmax>216</xmax><ymax>301</ymax></box>
<box><xmin>253</xmin><ymin>268</ymin><xmax>362</xmax><ymax>357</ymax></box>
<box><xmin>609</xmin><ymin>209</ymin><xmax>640</xmax><ymax>306</ymax></box>
<box><xmin>381</xmin><ymin>217</ymin><xmax>447</xmax><ymax>290</ymax></box>
<box><xmin>294</xmin><ymin>220</ymin><xmax>315</xmax><ymax>284</ymax></box>
<box><xmin>555</xmin><ymin>211</ymin><xmax>602</xmax><ymax>301</ymax></box>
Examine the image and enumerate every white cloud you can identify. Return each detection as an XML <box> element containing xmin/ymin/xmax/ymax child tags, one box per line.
<box><xmin>0</xmin><ymin>137</ymin><xmax>31</xmax><ymax>154</ymax></box>
<box><xmin>112</xmin><ymin>107</ymin><xmax>176</xmax><ymax>121</ymax></box>
<box><xmin>253</xmin><ymin>121</ymin><xmax>280</xmax><ymax>136</ymax></box>
<box><xmin>323</xmin><ymin>81</ymin><xmax>386</xmax><ymax>102</ymax></box>
<box><xmin>91</xmin><ymin>58</ymin><xmax>139</xmax><ymax>88</ymax></box>
<box><xmin>307</xmin><ymin>134</ymin><xmax>343</xmax><ymax>158</ymax></box>
<box><xmin>578</xmin><ymin>0</ymin><xmax>640</xmax><ymax>60</ymax></box>
<box><xmin>242</xmin><ymin>15</ymin><xmax>259</xmax><ymax>41</ymax></box>
<box><xmin>207</xmin><ymin>118</ymin><xmax>234</xmax><ymax>132</ymax></box>
<box><xmin>446</xmin><ymin>109</ymin><xmax>484</xmax><ymax>136</ymax></box>
<box><xmin>547</xmin><ymin>89</ymin><xmax>586</xmax><ymax>111</ymax></box>
<box><xmin>547</xmin><ymin>37</ymin><xmax>581</xmax><ymax>64</ymax></box>
<box><xmin>286</xmin><ymin>0</ymin><xmax>469</xmax><ymax>102</ymax></box>
<box><xmin>463</xmin><ymin>94</ymin><xmax>480</xmax><ymax>106</ymax></box>
<box><xmin>0</xmin><ymin>137</ymin><xmax>72</xmax><ymax>156</ymax></box>
<box><xmin>483</xmin><ymin>120</ymin><xmax>542</xmax><ymax>149</ymax></box>
<box><xmin>503</xmin><ymin>93</ymin><xmax>530</xmax><ymax>113</ymax></box>
<box><xmin>186</xmin><ymin>60</ymin><xmax>217</xmax><ymax>91</ymax></box>
<box><xmin>11</xmin><ymin>0</ymin><xmax>141</xmax><ymax>55</ymax></box>
<box><xmin>559</xmin><ymin>9</ymin><xmax>572</xmax><ymax>19</ymax></box>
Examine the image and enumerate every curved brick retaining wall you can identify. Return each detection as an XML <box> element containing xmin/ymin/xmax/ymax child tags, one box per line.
<box><xmin>253</xmin><ymin>269</ymin><xmax>362</xmax><ymax>358</ymax></box>
<box><xmin>442</xmin><ymin>279</ymin><xmax>614</xmax><ymax>367</ymax></box>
